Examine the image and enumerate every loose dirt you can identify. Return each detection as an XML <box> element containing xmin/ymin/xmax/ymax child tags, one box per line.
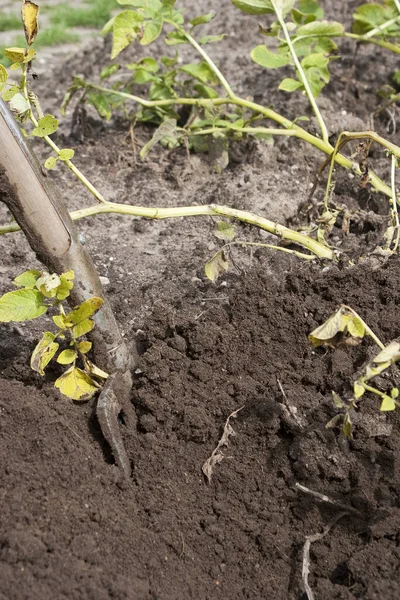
<box><xmin>1</xmin><ymin>1</ymin><xmax>400</xmax><ymax>599</ymax></box>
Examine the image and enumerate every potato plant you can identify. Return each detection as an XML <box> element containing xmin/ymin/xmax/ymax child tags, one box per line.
<box><xmin>309</xmin><ymin>306</ymin><xmax>400</xmax><ymax>436</ymax></box>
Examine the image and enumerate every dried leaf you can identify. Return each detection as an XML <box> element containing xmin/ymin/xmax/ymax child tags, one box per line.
<box><xmin>202</xmin><ymin>406</ymin><xmax>244</xmax><ymax>482</ymax></box>
<box><xmin>22</xmin><ymin>1</ymin><xmax>39</xmax><ymax>47</ymax></box>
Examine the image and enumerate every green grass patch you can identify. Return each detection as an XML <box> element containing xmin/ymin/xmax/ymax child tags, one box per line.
<box><xmin>49</xmin><ymin>0</ymin><xmax>118</xmax><ymax>29</ymax></box>
<box><xmin>0</xmin><ymin>13</ymin><xmax>21</xmax><ymax>32</ymax></box>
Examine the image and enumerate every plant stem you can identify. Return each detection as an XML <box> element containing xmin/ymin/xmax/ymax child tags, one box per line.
<box><xmin>176</xmin><ymin>25</ymin><xmax>235</xmax><ymax>98</ymax></box>
<box><xmin>79</xmin><ymin>81</ymin><xmax>395</xmax><ymax>197</ymax></box>
<box><xmin>390</xmin><ymin>154</ymin><xmax>400</xmax><ymax>252</ymax></box>
<box><xmin>21</xmin><ymin>64</ymin><xmax>107</xmax><ymax>205</ymax></box>
<box><xmin>0</xmin><ymin>200</ymin><xmax>334</xmax><ymax>259</ymax></box>
<box><xmin>345</xmin><ymin>33</ymin><xmax>400</xmax><ymax>54</ymax></box>
<box><xmin>212</xmin><ymin>240</ymin><xmax>316</xmax><ymax>260</ymax></box>
<box><xmin>271</xmin><ymin>0</ymin><xmax>329</xmax><ymax>144</ymax></box>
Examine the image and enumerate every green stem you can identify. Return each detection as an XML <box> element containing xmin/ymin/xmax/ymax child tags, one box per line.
<box><xmin>345</xmin><ymin>33</ymin><xmax>400</xmax><ymax>55</ymax></box>
<box><xmin>81</xmin><ymin>81</ymin><xmax>394</xmax><ymax>198</ymax></box>
<box><xmin>390</xmin><ymin>154</ymin><xmax>400</xmax><ymax>252</ymax></box>
<box><xmin>21</xmin><ymin>64</ymin><xmax>107</xmax><ymax>205</ymax></box>
<box><xmin>362</xmin><ymin>383</ymin><xmax>387</xmax><ymax>398</ymax></box>
<box><xmin>0</xmin><ymin>201</ymin><xmax>334</xmax><ymax>259</ymax></box>
<box><xmin>176</xmin><ymin>25</ymin><xmax>235</xmax><ymax>98</ymax></box>
<box><xmin>214</xmin><ymin>240</ymin><xmax>316</xmax><ymax>260</ymax></box>
<box><xmin>271</xmin><ymin>0</ymin><xmax>329</xmax><ymax>144</ymax></box>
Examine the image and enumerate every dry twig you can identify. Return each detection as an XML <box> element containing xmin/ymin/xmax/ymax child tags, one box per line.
<box><xmin>202</xmin><ymin>406</ymin><xmax>244</xmax><ymax>482</ymax></box>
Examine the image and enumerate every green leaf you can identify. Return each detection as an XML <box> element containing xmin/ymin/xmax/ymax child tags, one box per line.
<box><xmin>2</xmin><ymin>85</ymin><xmax>20</xmax><ymax>102</ymax></box>
<box><xmin>88</xmin><ymin>93</ymin><xmax>112</xmax><ymax>120</ymax></box>
<box><xmin>279</xmin><ymin>77</ymin><xmax>302</xmax><ymax>92</ymax></box>
<box><xmin>231</xmin><ymin>0</ymin><xmax>275</xmax><ymax>14</ymax></box>
<box><xmin>100</xmin><ymin>63</ymin><xmax>121</xmax><ymax>80</ymax></box>
<box><xmin>44</xmin><ymin>156</ymin><xmax>58</xmax><ymax>170</ymax></box>
<box><xmin>391</xmin><ymin>387</ymin><xmax>399</xmax><ymax>399</ymax></box>
<box><xmin>198</xmin><ymin>34</ymin><xmax>226</xmax><ymax>45</ymax></box>
<box><xmin>380</xmin><ymin>395</ymin><xmax>396</xmax><ymax>412</ymax></box>
<box><xmin>65</xmin><ymin>297</ymin><xmax>104</xmax><ymax>327</ymax></box>
<box><xmin>127</xmin><ymin>57</ymin><xmax>159</xmax><ymax>72</ymax></box>
<box><xmin>190</xmin><ymin>12</ymin><xmax>216</xmax><ymax>26</ymax></box>
<box><xmin>30</xmin><ymin>332</ymin><xmax>59</xmax><ymax>375</ymax></box>
<box><xmin>296</xmin><ymin>20</ymin><xmax>344</xmax><ymax>38</ymax></box>
<box><xmin>141</xmin><ymin>18</ymin><xmax>163</xmax><ymax>45</ymax></box>
<box><xmin>180</xmin><ymin>62</ymin><xmax>218</xmax><ymax>84</ymax></box>
<box><xmin>32</xmin><ymin>115</ymin><xmax>59</xmax><ymax>138</ymax></box>
<box><xmin>140</xmin><ymin>118</ymin><xmax>178</xmax><ymax>159</ymax></box>
<box><xmin>72</xmin><ymin>317</ymin><xmax>95</xmax><ymax>339</ymax></box>
<box><xmin>215</xmin><ymin>221</ymin><xmax>236</xmax><ymax>241</ymax></box>
<box><xmin>165</xmin><ymin>31</ymin><xmax>187</xmax><ymax>45</ymax></box>
<box><xmin>57</xmin><ymin>349</ymin><xmax>78</xmax><ymax>365</ymax></box>
<box><xmin>0</xmin><ymin>289</ymin><xmax>47</xmax><ymax>322</ymax></box>
<box><xmin>55</xmin><ymin>367</ymin><xmax>99</xmax><ymax>401</ymax></box>
<box><xmin>111</xmin><ymin>10</ymin><xmax>144</xmax><ymax>59</ymax></box>
<box><xmin>13</xmin><ymin>270</ymin><xmax>41</xmax><ymax>289</ymax></box>
<box><xmin>251</xmin><ymin>45</ymin><xmax>291</xmax><ymax>69</ymax></box>
<box><xmin>301</xmin><ymin>52</ymin><xmax>329</xmax><ymax>69</ymax></box>
<box><xmin>9</xmin><ymin>93</ymin><xmax>29</xmax><ymax>119</ymax></box>
<box><xmin>58</xmin><ymin>149</ymin><xmax>75</xmax><ymax>161</ymax></box>
<box><xmin>193</xmin><ymin>83</ymin><xmax>219</xmax><ymax>99</ymax></box>
<box><xmin>205</xmin><ymin>250</ymin><xmax>229</xmax><ymax>282</ymax></box>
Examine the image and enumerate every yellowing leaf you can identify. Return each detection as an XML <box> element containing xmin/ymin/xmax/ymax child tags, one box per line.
<box><xmin>72</xmin><ymin>318</ymin><xmax>95</xmax><ymax>338</ymax></box>
<box><xmin>391</xmin><ymin>388</ymin><xmax>399</xmax><ymax>399</ymax></box>
<box><xmin>13</xmin><ymin>269</ymin><xmax>41</xmax><ymax>289</ymax></box>
<box><xmin>205</xmin><ymin>250</ymin><xmax>229</xmax><ymax>282</ymax></box>
<box><xmin>55</xmin><ymin>367</ymin><xmax>99</xmax><ymax>401</ymax></box>
<box><xmin>86</xmin><ymin>360</ymin><xmax>109</xmax><ymax>380</ymax></box>
<box><xmin>32</xmin><ymin>115</ymin><xmax>59</xmax><ymax>138</ymax></box>
<box><xmin>22</xmin><ymin>1</ymin><xmax>39</xmax><ymax>46</ymax></box>
<box><xmin>58</xmin><ymin>148</ymin><xmax>75</xmax><ymax>161</ymax></box>
<box><xmin>353</xmin><ymin>382</ymin><xmax>365</xmax><ymax>400</ymax></box>
<box><xmin>57</xmin><ymin>349</ymin><xmax>77</xmax><ymax>365</ymax></box>
<box><xmin>215</xmin><ymin>221</ymin><xmax>236</xmax><ymax>241</ymax></box>
<box><xmin>308</xmin><ymin>307</ymin><xmax>344</xmax><ymax>347</ymax></box>
<box><xmin>56</xmin><ymin>271</ymin><xmax>74</xmax><ymax>301</ymax></box>
<box><xmin>0</xmin><ymin>289</ymin><xmax>46</xmax><ymax>322</ymax></box>
<box><xmin>31</xmin><ymin>332</ymin><xmax>59</xmax><ymax>375</ymax></box>
<box><xmin>36</xmin><ymin>272</ymin><xmax>61</xmax><ymax>295</ymax></box>
<box><xmin>332</xmin><ymin>391</ymin><xmax>344</xmax><ymax>408</ymax></box>
<box><xmin>77</xmin><ymin>341</ymin><xmax>92</xmax><ymax>354</ymax></box>
<box><xmin>65</xmin><ymin>297</ymin><xmax>104</xmax><ymax>326</ymax></box>
<box><xmin>44</xmin><ymin>156</ymin><xmax>58</xmax><ymax>170</ymax></box>
<box><xmin>347</xmin><ymin>316</ymin><xmax>365</xmax><ymax>339</ymax></box>
<box><xmin>53</xmin><ymin>314</ymin><xmax>67</xmax><ymax>329</ymax></box>
<box><xmin>380</xmin><ymin>395</ymin><xmax>396</xmax><ymax>412</ymax></box>
<box><xmin>372</xmin><ymin>341</ymin><xmax>400</xmax><ymax>365</ymax></box>
<box><xmin>111</xmin><ymin>11</ymin><xmax>144</xmax><ymax>60</ymax></box>
<box><xmin>4</xmin><ymin>48</ymin><xmax>26</xmax><ymax>63</ymax></box>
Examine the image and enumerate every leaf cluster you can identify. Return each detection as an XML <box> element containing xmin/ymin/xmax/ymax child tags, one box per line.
<box><xmin>0</xmin><ymin>270</ymin><xmax>107</xmax><ymax>401</ymax></box>
<box><xmin>234</xmin><ymin>0</ymin><xmax>344</xmax><ymax>98</ymax></box>
<box><xmin>309</xmin><ymin>306</ymin><xmax>400</xmax><ymax>437</ymax></box>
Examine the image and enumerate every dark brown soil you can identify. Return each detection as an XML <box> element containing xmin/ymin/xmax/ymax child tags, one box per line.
<box><xmin>1</xmin><ymin>1</ymin><xmax>400</xmax><ymax>599</ymax></box>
